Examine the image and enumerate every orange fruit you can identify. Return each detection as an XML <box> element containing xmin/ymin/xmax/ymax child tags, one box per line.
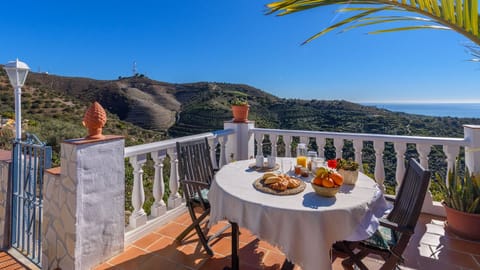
<box><xmin>322</xmin><ymin>178</ymin><xmax>335</xmax><ymax>188</ymax></box>
<box><xmin>330</xmin><ymin>172</ymin><xmax>344</xmax><ymax>186</ymax></box>
<box><xmin>313</xmin><ymin>176</ymin><xmax>323</xmax><ymax>186</ymax></box>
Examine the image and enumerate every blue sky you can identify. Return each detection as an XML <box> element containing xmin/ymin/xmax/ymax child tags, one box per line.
<box><xmin>2</xmin><ymin>0</ymin><xmax>479</xmax><ymax>103</ymax></box>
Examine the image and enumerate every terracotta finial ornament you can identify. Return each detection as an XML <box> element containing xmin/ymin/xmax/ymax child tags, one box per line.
<box><xmin>82</xmin><ymin>101</ymin><xmax>107</xmax><ymax>139</ymax></box>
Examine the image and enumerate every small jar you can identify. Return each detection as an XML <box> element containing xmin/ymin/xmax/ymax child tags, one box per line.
<box><xmin>294</xmin><ymin>165</ymin><xmax>302</xmax><ymax>175</ymax></box>
<box><xmin>300</xmin><ymin>167</ymin><xmax>310</xmax><ymax>177</ymax></box>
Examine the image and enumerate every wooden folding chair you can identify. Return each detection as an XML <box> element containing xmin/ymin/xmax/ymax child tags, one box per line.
<box><xmin>175</xmin><ymin>138</ymin><xmax>228</xmax><ymax>256</ymax></box>
<box><xmin>338</xmin><ymin>158</ymin><xmax>431</xmax><ymax>270</ymax></box>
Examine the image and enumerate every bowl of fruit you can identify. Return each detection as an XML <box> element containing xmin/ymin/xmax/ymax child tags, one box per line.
<box><xmin>311</xmin><ymin>167</ymin><xmax>343</xmax><ymax>197</ymax></box>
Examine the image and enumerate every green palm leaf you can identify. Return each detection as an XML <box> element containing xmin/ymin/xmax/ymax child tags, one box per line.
<box><xmin>266</xmin><ymin>0</ymin><xmax>480</xmax><ymax>46</ymax></box>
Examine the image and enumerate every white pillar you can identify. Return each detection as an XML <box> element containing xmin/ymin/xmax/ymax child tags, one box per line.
<box><xmin>167</xmin><ymin>148</ymin><xmax>182</xmax><ymax>209</ymax></box>
<box><xmin>129</xmin><ymin>154</ymin><xmax>147</xmax><ymax>228</ymax></box>
<box><xmin>224</xmin><ymin>121</ymin><xmax>255</xmax><ymax>161</ymax></box>
<box><xmin>394</xmin><ymin>142</ymin><xmax>406</xmax><ymax>194</ymax></box>
<box><xmin>42</xmin><ymin>136</ymin><xmax>125</xmax><ymax>270</ymax></box>
<box><xmin>150</xmin><ymin>150</ymin><xmax>167</xmax><ymax>218</ymax></box>
<box><xmin>353</xmin><ymin>140</ymin><xmax>363</xmax><ymax>173</ymax></box>
<box><xmin>373</xmin><ymin>140</ymin><xmax>385</xmax><ymax>191</ymax></box>
<box><xmin>464</xmin><ymin>125</ymin><xmax>480</xmax><ymax>175</ymax></box>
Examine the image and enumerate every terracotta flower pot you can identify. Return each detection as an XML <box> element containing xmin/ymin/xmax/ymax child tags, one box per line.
<box><xmin>443</xmin><ymin>203</ymin><xmax>480</xmax><ymax>241</ymax></box>
<box><xmin>231</xmin><ymin>105</ymin><xmax>249</xmax><ymax>123</ymax></box>
<box><xmin>338</xmin><ymin>169</ymin><xmax>358</xmax><ymax>185</ymax></box>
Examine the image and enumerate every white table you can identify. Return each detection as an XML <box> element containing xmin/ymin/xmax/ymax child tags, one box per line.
<box><xmin>208</xmin><ymin>158</ymin><xmax>390</xmax><ymax>270</ymax></box>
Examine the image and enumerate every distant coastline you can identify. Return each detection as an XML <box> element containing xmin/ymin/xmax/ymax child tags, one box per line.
<box><xmin>361</xmin><ymin>103</ymin><xmax>480</xmax><ymax>119</ymax></box>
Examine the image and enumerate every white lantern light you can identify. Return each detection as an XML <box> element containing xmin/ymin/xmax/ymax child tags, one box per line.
<box><xmin>4</xmin><ymin>59</ymin><xmax>30</xmax><ymax>140</ymax></box>
<box><xmin>4</xmin><ymin>59</ymin><xmax>30</xmax><ymax>87</ymax></box>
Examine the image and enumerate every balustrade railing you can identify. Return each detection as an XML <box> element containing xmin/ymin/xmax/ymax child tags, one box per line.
<box><xmin>252</xmin><ymin>128</ymin><xmax>466</xmax><ymax>194</ymax></box>
<box><xmin>123</xmin><ymin>129</ymin><xmax>234</xmax><ymax>238</ymax></box>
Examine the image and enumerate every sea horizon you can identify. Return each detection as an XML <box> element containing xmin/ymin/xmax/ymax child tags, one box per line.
<box><xmin>361</xmin><ymin>102</ymin><xmax>480</xmax><ymax>119</ymax></box>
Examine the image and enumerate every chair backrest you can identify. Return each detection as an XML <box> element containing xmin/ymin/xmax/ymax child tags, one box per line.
<box><xmin>387</xmin><ymin>158</ymin><xmax>431</xmax><ymax>231</ymax></box>
<box><xmin>176</xmin><ymin>138</ymin><xmax>215</xmax><ymax>201</ymax></box>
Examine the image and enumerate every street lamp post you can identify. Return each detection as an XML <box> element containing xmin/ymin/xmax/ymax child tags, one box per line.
<box><xmin>4</xmin><ymin>59</ymin><xmax>30</xmax><ymax>141</ymax></box>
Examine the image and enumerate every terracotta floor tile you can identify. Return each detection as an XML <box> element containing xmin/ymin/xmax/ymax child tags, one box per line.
<box><xmin>438</xmin><ymin>236</ymin><xmax>480</xmax><ymax>255</ymax></box>
<box><xmin>210</xmin><ymin>235</ymin><xmax>233</xmax><ymax>256</ymax></box>
<box><xmin>145</xmin><ymin>236</ymin><xmax>182</xmax><ymax>259</ymax></box>
<box><xmin>238</xmin><ymin>241</ymin><xmax>268</xmax><ymax>267</ymax></box>
<box><xmin>90</xmin><ymin>213</ymin><xmax>480</xmax><ymax>270</ymax></box>
<box><xmin>93</xmin><ymin>262</ymin><xmax>114</xmax><ymax>270</ymax></box>
<box><xmin>132</xmin><ymin>231</ymin><xmax>163</xmax><ymax>250</ymax></box>
<box><xmin>425</xmin><ymin>223</ymin><xmax>446</xmax><ymax>236</ymax></box>
<box><xmin>261</xmin><ymin>251</ymin><xmax>287</xmax><ymax>269</ymax></box>
<box><xmin>171</xmin><ymin>244</ymin><xmax>210</xmax><ymax>269</ymax></box>
<box><xmin>140</xmin><ymin>253</ymin><xmax>189</xmax><ymax>269</ymax></box>
<box><xmin>434</xmin><ymin>246</ymin><xmax>479</xmax><ymax>269</ymax></box>
<box><xmin>109</xmin><ymin>246</ymin><xmax>147</xmax><ymax>265</ymax></box>
<box><xmin>157</xmin><ymin>222</ymin><xmax>189</xmax><ymax>239</ymax></box>
<box><xmin>174</xmin><ymin>212</ymin><xmax>193</xmax><ymax>225</ymax></box>
<box><xmin>199</xmin><ymin>256</ymin><xmax>232</xmax><ymax>270</ymax></box>
<box><xmin>419</xmin><ymin>232</ymin><xmax>442</xmax><ymax>246</ymax></box>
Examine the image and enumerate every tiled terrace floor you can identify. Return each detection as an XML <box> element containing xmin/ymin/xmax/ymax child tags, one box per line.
<box><xmin>94</xmin><ymin>213</ymin><xmax>480</xmax><ymax>270</ymax></box>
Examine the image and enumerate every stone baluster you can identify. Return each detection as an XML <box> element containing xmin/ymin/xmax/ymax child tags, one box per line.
<box><xmin>417</xmin><ymin>144</ymin><xmax>431</xmax><ymax>169</ymax></box>
<box><xmin>444</xmin><ymin>145</ymin><xmax>460</xmax><ymax>178</ymax></box>
<box><xmin>129</xmin><ymin>154</ymin><xmax>147</xmax><ymax>228</ymax></box>
<box><xmin>417</xmin><ymin>144</ymin><xmax>434</xmax><ymax>213</ymax></box>
<box><xmin>316</xmin><ymin>136</ymin><xmax>326</xmax><ymax>159</ymax></box>
<box><xmin>299</xmin><ymin>136</ymin><xmax>308</xmax><ymax>146</ymax></box>
<box><xmin>208</xmin><ymin>138</ymin><xmax>219</xmax><ymax>169</ymax></box>
<box><xmin>284</xmin><ymin>135</ymin><xmax>292</xmax><ymax>157</ymax></box>
<box><xmin>353</xmin><ymin>140</ymin><xmax>363</xmax><ymax>172</ymax></box>
<box><xmin>394</xmin><ymin>142</ymin><xmax>407</xmax><ymax>194</ymax></box>
<box><xmin>373</xmin><ymin>140</ymin><xmax>385</xmax><ymax>191</ymax></box>
<box><xmin>150</xmin><ymin>150</ymin><xmax>167</xmax><ymax>218</ymax></box>
<box><xmin>270</xmin><ymin>134</ymin><xmax>278</xmax><ymax>157</ymax></box>
<box><xmin>255</xmin><ymin>133</ymin><xmax>264</xmax><ymax>157</ymax></box>
<box><xmin>167</xmin><ymin>148</ymin><xmax>182</xmax><ymax>209</ymax></box>
<box><xmin>334</xmin><ymin>138</ymin><xmax>343</xmax><ymax>159</ymax></box>
<box><xmin>218</xmin><ymin>135</ymin><xmax>228</xmax><ymax>167</ymax></box>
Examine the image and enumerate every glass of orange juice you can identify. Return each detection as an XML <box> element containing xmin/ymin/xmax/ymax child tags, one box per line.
<box><xmin>296</xmin><ymin>156</ymin><xmax>307</xmax><ymax>167</ymax></box>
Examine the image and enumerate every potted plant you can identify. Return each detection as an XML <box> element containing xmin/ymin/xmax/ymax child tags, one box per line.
<box><xmin>436</xmin><ymin>162</ymin><xmax>480</xmax><ymax>240</ymax></box>
<box><xmin>335</xmin><ymin>158</ymin><xmax>360</xmax><ymax>185</ymax></box>
<box><xmin>230</xmin><ymin>97</ymin><xmax>249</xmax><ymax>123</ymax></box>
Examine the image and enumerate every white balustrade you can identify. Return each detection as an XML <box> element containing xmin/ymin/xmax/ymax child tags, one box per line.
<box><xmin>123</xmin><ymin>124</ymin><xmax>474</xmax><ymax>241</ymax></box>
<box><xmin>251</xmin><ymin>127</ymin><xmax>466</xmax><ymax>198</ymax></box>
<box><xmin>151</xmin><ymin>150</ymin><xmax>167</xmax><ymax>217</ymax></box>
<box><xmin>123</xmin><ymin>130</ymin><xmax>234</xmax><ymax>237</ymax></box>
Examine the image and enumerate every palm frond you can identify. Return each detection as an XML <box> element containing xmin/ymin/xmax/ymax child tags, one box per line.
<box><xmin>266</xmin><ymin>0</ymin><xmax>480</xmax><ymax>46</ymax></box>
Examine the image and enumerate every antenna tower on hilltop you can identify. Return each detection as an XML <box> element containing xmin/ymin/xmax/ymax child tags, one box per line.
<box><xmin>132</xmin><ymin>61</ymin><xmax>137</xmax><ymax>76</ymax></box>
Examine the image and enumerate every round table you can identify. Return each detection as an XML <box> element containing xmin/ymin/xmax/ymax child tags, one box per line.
<box><xmin>208</xmin><ymin>158</ymin><xmax>390</xmax><ymax>270</ymax></box>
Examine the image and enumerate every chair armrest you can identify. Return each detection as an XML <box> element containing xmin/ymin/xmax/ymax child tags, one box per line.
<box><xmin>379</xmin><ymin>218</ymin><xmax>413</xmax><ymax>234</ymax></box>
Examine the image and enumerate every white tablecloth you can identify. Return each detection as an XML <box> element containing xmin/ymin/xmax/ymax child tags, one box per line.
<box><xmin>208</xmin><ymin>158</ymin><xmax>390</xmax><ymax>270</ymax></box>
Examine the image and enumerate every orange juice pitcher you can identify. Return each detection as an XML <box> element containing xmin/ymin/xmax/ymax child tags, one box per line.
<box><xmin>296</xmin><ymin>143</ymin><xmax>307</xmax><ymax>167</ymax></box>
